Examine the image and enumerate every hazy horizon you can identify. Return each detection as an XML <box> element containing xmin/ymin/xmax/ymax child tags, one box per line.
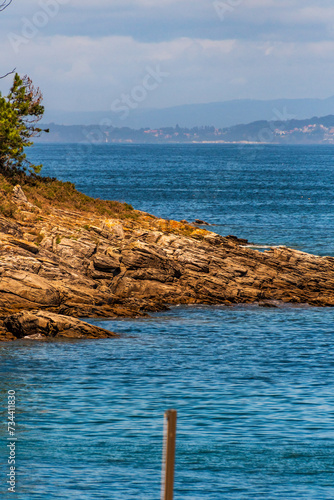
<box><xmin>2</xmin><ymin>0</ymin><xmax>334</xmax><ymax>121</ymax></box>
<box><xmin>40</xmin><ymin>95</ymin><xmax>334</xmax><ymax>129</ymax></box>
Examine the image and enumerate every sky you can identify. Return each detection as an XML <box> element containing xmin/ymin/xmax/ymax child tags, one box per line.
<box><xmin>1</xmin><ymin>0</ymin><xmax>334</xmax><ymax>114</ymax></box>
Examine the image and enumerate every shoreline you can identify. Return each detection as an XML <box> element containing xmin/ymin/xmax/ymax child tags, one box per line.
<box><xmin>1</xmin><ymin>181</ymin><xmax>334</xmax><ymax>341</ymax></box>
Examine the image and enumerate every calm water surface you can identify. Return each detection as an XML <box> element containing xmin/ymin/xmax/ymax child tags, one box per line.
<box><xmin>1</xmin><ymin>145</ymin><xmax>334</xmax><ymax>499</ymax></box>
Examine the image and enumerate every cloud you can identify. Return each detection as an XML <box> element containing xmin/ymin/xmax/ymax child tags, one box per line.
<box><xmin>1</xmin><ymin>0</ymin><xmax>334</xmax><ymax>114</ymax></box>
<box><xmin>2</xmin><ymin>32</ymin><xmax>334</xmax><ymax>113</ymax></box>
<box><xmin>4</xmin><ymin>0</ymin><xmax>334</xmax><ymax>43</ymax></box>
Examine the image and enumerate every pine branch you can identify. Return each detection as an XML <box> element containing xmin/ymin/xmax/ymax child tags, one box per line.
<box><xmin>0</xmin><ymin>68</ymin><xmax>16</xmax><ymax>80</ymax></box>
<box><xmin>0</xmin><ymin>0</ymin><xmax>13</xmax><ymax>12</ymax></box>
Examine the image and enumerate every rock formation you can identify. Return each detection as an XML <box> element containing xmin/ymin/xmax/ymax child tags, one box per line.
<box><xmin>4</xmin><ymin>310</ymin><xmax>117</xmax><ymax>340</ymax></box>
<box><xmin>1</xmin><ymin>184</ymin><xmax>334</xmax><ymax>340</ymax></box>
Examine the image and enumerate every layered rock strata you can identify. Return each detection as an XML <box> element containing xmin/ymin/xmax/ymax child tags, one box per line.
<box><xmin>1</xmin><ymin>186</ymin><xmax>334</xmax><ymax>340</ymax></box>
<box><xmin>4</xmin><ymin>310</ymin><xmax>117</xmax><ymax>340</ymax></box>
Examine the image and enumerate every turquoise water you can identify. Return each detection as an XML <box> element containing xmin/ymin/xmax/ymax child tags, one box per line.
<box><xmin>1</xmin><ymin>144</ymin><xmax>334</xmax><ymax>499</ymax></box>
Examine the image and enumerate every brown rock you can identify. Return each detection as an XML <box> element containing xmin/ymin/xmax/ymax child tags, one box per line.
<box><xmin>8</xmin><ymin>238</ymin><xmax>39</xmax><ymax>254</ymax></box>
<box><xmin>12</xmin><ymin>184</ymin><xmax>28</xmax><ymax>203</ymax></box>
<box><xmin>194</xmin><ymin>219</ymin><xmax>210</xmax><ymax>225</ymax></box>
<box><xmin>0</xmin><ymin>271</ymin><xmax>61</xmax><ymax>309</ymax></box>
<box><xmin>0</xmin><ymin>216</ymin><xmax>23</xmax><ymax>237</ymax></box>
<box><xmin>0</xmin><ymin>183</ymin><xmax>334</xmax><ymax>328</ymax></box>
<box><xmin>4</xmin><ymin>310</ymin><xmax>118</xmax><ymax>339</ymax></box>
<box><xmin>93</xmin><ymin>253</ymin><xmax>121</xmax><ymax>273</ymax></box>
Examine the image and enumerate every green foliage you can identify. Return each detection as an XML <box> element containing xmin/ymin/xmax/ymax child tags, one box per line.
<box><xmin>0</xmin><ymin>73</ymin><xmax>48</xmax><ymax>176</ymax></box>
<box><xmin>124</xmin><ymin>202</ymin><xmax>134</xmax><ymax>211</ymax></box>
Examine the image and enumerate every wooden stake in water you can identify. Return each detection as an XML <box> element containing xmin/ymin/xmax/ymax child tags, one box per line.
<box><xmin>161</xmin><ymin>409</ymin><xmax>177</xmax><ymax>500</ymax></box>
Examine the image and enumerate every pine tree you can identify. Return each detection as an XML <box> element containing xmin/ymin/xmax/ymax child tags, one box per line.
<box><xmin>0</xmin><ymin>73</ymin><xmax>48</xmax><ymax>177</ymax></box>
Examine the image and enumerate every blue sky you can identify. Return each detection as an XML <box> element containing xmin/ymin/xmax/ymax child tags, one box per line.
<box><xmin>1</xmin><ymin>0</ymin><xmax>334</xmax><ymax>113</ymax></box>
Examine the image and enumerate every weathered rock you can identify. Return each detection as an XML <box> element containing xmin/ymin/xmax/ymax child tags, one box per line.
<box><xmin>12</xmin><ymin>185</ymin><xmax>28</xmax><ymax>203</ymax></box>
<box><xmin>1</xmin><ymin>184</ymin><xmax>334</xmax><ymax>341</ymax></box>
<box><xmin>12</xmin><ymin>184</ymin><xmax>36</xmax><ymax>209</ymax></box>
<box><xmin>0</xmin><ymin>322</ymin><xmax>15</xmax><ymax>341</ymax></box>
<box><xmin>4</xmin><ymin>311</ymin><xmax>118</xmax><ymax>339</ymax></box>
<box><xmin>226</xmin><ymin>235</ymin><xmax>249</xmax><ymax>245</ymax></box>
<box><xmin>90</xmin><ymin>220</ymin><xmax>124</xmax><ymax>240</ymax></box>
<box><xmin>194</xmin><ymin>219</ymin><xmax>210</xmax><ymax>225</ymax></box>
<box><xmin>0</xmin><ymin>216</ymin><xmax>23</xmax><ymax>237</ymax></box>
<box><xmin>46</xmin><ymin>236</ymin><xmax>96</xmax><ymax>270</ymax></box>
<box><xmin>93</xmin><ymin>253</ymin><xmax>121</xmax><ymax>273</ymax></box>
<box><xmin>8</xmin><ymin>238</ymin><xmax>39</xmax><ymax>254</ymax></box>
<box><xmin>0</xmin><ymin>271</ymin><xmax>61</xmax><ymax>309</ymax></box>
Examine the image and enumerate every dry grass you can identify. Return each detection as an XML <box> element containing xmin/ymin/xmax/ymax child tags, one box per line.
<box><xmin>0</xmin><ymin>176</ymin><xmax>17</xmax><ymax>217</ymax></box>
<box><xmin>24</xmin><ymin>178</ymin><xmax>138</xmax><ymax>218</ymax></box>
<box><xmin>0</xmin><ymin>172</ymin><xmax>210</xmax><ymax>241</ymax></box>
<box><xmin>0</xmin><ymin>173</ymin><xmax>138</xmax><ymax>220</ymax></box>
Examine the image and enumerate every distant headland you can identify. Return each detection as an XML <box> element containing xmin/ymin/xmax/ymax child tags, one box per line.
<box><xmin>36</xmin><ymin>115</ymin><xmax>334</xmax><ymax>145</ymax></box>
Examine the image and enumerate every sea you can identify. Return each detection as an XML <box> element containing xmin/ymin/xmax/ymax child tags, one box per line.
<box><xmin>1</xmin><ymin>144</ymin><xmax>334</xmax><ymax>499</ymax></box>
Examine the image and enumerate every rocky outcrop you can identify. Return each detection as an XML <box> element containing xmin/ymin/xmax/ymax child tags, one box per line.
<box><xmin>12</xmin><ymin>185</ymin><xmax>28</xmax><ymax>204</ymax></box>
<box><xmin>4</xmin><ymin>310</ymin><xmax>118</xmax><ymax>339</ymax></box>
<box><xmin>1</xmin><ymin>185</ymin><xmax>334</xmax><ymax>340</ymax></box>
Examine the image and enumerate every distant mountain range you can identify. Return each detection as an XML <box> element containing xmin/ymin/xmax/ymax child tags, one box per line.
<box><xmin>36</xmin><ymin>114</ymin><xmax>334</xmax><ymax>144</ymax></box>
<box><xmin>43</xmin><ymin>96</ymin><xmax>334</xmax><ymax>129</ymax></box>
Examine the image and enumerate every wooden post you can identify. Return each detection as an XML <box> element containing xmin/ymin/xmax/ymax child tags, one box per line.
<box><xmin>161</xmin><ymin>409</ymin><xmax>177</xmax><ymax>500</ymax></box>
